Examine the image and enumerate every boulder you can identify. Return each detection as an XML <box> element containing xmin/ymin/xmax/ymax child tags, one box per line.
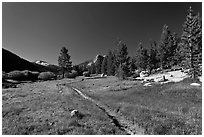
<box><xmin>71</xmin><ymin>110</ymin><xmax>79</xmax><ymax>117</ymax></box>
<box><xmin>155</xmin><ymin>76</ymin><xmax>168</xmax><ymax>82</ymax></box>
<box><xmin>190</xmin><ymin>83</ymin><xmax>201</xmax><ymax>86</ymax></box>
<box><xmin>156</xmin><ymin>68</ymin><xmax>162</xmax><ymax>72</ymax></box>
<box><xmin>144</xmin><ymin>83</ymin><xmax>152</xmax><ymax>86</ymax></box>
<box><xmin>140</xmin><ymin>71</ymin><xmax>149</xmax><ymax>77</ymax></box>
<box><xmin>70</xmin><ymin>109</ymin><xmax>83</xmax><ymax>119</ymax></box>
<box><xmin>101</xmin><ymin>73</ymin><xmax>105</xmax><ymax>77</ymax></box>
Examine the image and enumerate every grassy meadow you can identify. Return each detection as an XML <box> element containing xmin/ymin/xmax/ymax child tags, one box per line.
<box><xmin>71</xmin><ymin>76</ymin><xmax>202</xmax><ymax>135</ymax></box>
<box><xmin>2</xmin><ymin>79</ymin><xmax>126</xmax><ymax>135</ymax></box>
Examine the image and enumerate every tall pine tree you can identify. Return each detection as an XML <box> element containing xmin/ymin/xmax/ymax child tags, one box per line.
<box><xmin>158</xmin><ymin>24</ymin><xmax>172</xmax><ymax>69</ymax></box>
<box><xmin>95</xmin><ymin>55</ymin><xmax>104</xmax><ymax>74</ymax></box>
<box><xmin>148</xmin><ymin>41</ymin><xmax>159</xmax><ymax>73</ymax></box>
<box><xmin>129</xmin><ymin>57</ymin><xmax>137</xmax><ymax>73</ymax></box>
<box><xmin>181</xmin><ymin>6</ymin><xmax>202</xmax><ymax>78</ymax></box>
<box><xmin>115</xmin><ymin>40</ymin><xmax>130</xmax><ymax>79</ymax></box>
<box><xmin>107</xmin><ymin>50</ymin><xmax>116</xmax><ymax>76</ymax></box>
<box><xmin>136</xmin><ymin>42</ymin><xmax>149</xmax><ymax>71</ymax></box>
<box><xmin>58</xmin><ymin>47</ymin><xmax>72</xmax><ymax>78</ymax></box>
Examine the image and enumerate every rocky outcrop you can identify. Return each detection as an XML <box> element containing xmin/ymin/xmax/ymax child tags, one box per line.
<box><xmin>87</xmin><ymin>54</ymin><xmax>105</xmax><ymax>66</ymax></box>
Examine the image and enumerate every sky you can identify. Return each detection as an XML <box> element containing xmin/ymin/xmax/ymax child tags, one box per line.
<box><xmin>2</xmin><ymin>2</ymin><xmax>202</xmax><ymax>65</ymax></box>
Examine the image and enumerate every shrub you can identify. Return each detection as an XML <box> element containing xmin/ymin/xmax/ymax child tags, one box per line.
<box><xmin>7</xmin><ymin>70</ymin><xmax>27</xmax><ymax>81</ymax></box>
<box><xmin>2</xmin><ymin>71</ymin><xmax>8</xmax><ymax>79</ymax></box>
<box><xmin>7</xmin><ymin>70</ymin><xmax>40</xmax><ymax>81</ymax></box>
<box><xmin>65</xmin><ymin>71</ymin><xmax>78</xmax><ymax>78</ymax></box>
<box><xmin>38</xmin><ymin>72</ymin><xmax>56</xmax><ymax>81</ymax></box>
<box><xmin>30</xmin><ymin>71</ymin><xmax>40</xmax><ymax>80</ymax></box>
<box><xmin>2</xmin><ymin>82</ymin><xmax>17</xmax><ymax>89</ymax></box>
<box><xmin>83</xmin><ymin>71</ymin><xmax>90</xmax><ymax>77</ymax></box>
<box><xmin>23</xmin><ymin>70</ymin><xmax>34</xmax><ymax>80</ymax></box>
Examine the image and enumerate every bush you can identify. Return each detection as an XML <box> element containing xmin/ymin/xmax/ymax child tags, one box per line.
<box><xmin>30</xmin><ymin>71</ymin><xmax>40</xmax><ymax>80</ymax></box>
<box><xmin>7</xmin><ymin>70</ymin><xmax>27</xmax><ymax>81</ymax></box>
<box><xmin>65</xmin><ymin>71</ymin><xmax>78</xmax><ymax>78</ymax></box>
<box><xmin>2</xmin><ymin>71</ymin><xmax>8</xmax><ymax>79</ymax></box>
<box><xmin>83</xmin><ymin>71</ymin><xmax>90</xmax><ymax>77</ymax></box>
<box><xmin>7</xmin><ymin>70</ymin><xmax>40</xmax><ymax>81</ymax></box>
<box><xmin>22</xmin><ymin>70</ymin><xmax>40</xmax><ymax>81</ymax></box>
<box><xmin>2</xmin><ymin>82</ymin><xmax>17</xmax><ymax>89</ymax></box>
<box><xmin>38</xmin><ymin>72</ymin><xmax>56</xmax><ymax>81</ymax></box>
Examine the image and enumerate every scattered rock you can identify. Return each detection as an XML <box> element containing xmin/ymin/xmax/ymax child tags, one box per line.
<box><xmin>190</xmin><ymin>83</ymin><xmax>201</xmax><ymax>86</ymax></box>
<box><xmin>143</xmin><ymin>83</ymin><xmax>152</xmax><ymax>87</ymax></box>
<box><xmin>155</xmin><ymin>76</ymin><xmax>168</xmax><ymax>82</ymax></box>
<box><xmin>156</xmin><ymin>68</ymin><xmax>162</xmax><ymax>72</ymax></box>
<box><xmin>71</xmin><ymin>110</ymin><xmax>79</xmax><ymax>117</ymax></box>
<box><xmin>135</xmin><ymin>77</ymin><xmax>144</xmax><ymax>81</ymax></box>
<box><xmin>140</xmin><ymin>71</ymin><xmax>149</xmax><ymax>77</ymax></box>
<box><xmin>145</xmin><ymin>78</ymin><xmax>154</xmax><ymax>82</ymax></box>
<box><xmin>198</xmin><ymin>76</ymin><xmax>202</xmax><ymax>82</ymax></box>
<box><xmin>70</xmin><ymin>109</ymin><xmax>84</xmax><ymax>119</ymax></box>
<box><xmin>101</xmin><ymin>73</ymin><xmax>105</xmax><ymax>77</ymax></box>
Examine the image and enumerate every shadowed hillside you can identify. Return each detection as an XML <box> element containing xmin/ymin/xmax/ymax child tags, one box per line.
<box><xmin>2</xmin><ymin>48</ymin><xmax>60</xmax><ymax>73</ymax></box>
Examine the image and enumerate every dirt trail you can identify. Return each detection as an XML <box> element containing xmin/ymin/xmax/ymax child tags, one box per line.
<box><xmin>60</xmin><ymin>84</ymin><xmax>145</xmax><ymax>135</ymax></box>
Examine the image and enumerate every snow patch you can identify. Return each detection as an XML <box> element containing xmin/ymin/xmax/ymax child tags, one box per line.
<box><xmin>35</xmin><ymin>60</ymin><xmax>49</xmax><ymax>66</ymax></box>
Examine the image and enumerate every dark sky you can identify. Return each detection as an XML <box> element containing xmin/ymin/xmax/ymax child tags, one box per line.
<box><xmin>2</xmin><ymin>2</ymin><xmax>202</xmax><ymax>65</ymax></box>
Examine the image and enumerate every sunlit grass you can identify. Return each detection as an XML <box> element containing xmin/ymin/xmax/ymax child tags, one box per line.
<box><xmin>72</xmin><ymin>76</ymin><xmax>202</xmax><ymax>135</ymax></box>
<box><xmin>2</xmin><ymin>81</ymin><xmax>126</xmax><ymax>135</ymax></box>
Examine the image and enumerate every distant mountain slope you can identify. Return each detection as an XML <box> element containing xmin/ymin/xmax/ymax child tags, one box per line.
<box><xmin>2</xmin><ymin>48</ymin><xmax>60</xmax><ymax>73</ymax></box>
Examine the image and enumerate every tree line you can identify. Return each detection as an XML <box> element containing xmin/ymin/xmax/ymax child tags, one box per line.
<box><xmin>58</xmin><ymin>7</ymin><xmax>202</xmax><ymax>79</ymax></box>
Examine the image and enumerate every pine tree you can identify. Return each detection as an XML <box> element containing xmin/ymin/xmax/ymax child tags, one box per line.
<box><xmin>181</xmin><ymin>6</ymin><xmax>202</xmax><ymax>78</ymax></box>
<box><xmin>136</xmin><ymin>42</ymin><xmax>149</xmax><ymax>71</ymax></box>
<box><xmin>148</xmin><ymin>41</ymin><xmax>159</xmax><ymax>73</ymax></box>
<box><xmin>117</xmin><ymin>63</ymin><xmax>126</xmax><ymax>80</ymax></box>
<box><xmin>158</xmin><ymin>24</ymin><xmax>172</xmax><ymax>69</ymax></box>
<box><xmin>168</xmin><ymin>33</ymin><xmax>181</xmax><ymax>66</ymax></box>
<box><xmin>95</xmin><ymin>56</ymin><xmax>103</xmax><ymax>74</ymax></box>
<box><xmin>107</xmin><ymin>50</ymin><xmax>116</xmax><ymax>76</ymax></box>
<box><xmin>58</xmin><ymin>47</ymin><xmax>72</xmax><ymax>78</ymax></box>
<box><xmin>73</xmin><ymin>65</ymin><xmax>83</xmax><ymax>76</ymax></box>
<box><xmin>129</xmin><ymin>57</ymin><xmax>137</xmax><ymax>73</ymax></box>
<box><xmin>101</xmin><ymin>56</ymin><xmax>108</xmax><ymax>74</ymax></box>
<box><xmin>90</xmin><ymin>63</ymin><xmax>96</xmax><ymax>74</ymax></box>
<box><xmin>115</xmin><ymin>40</ymin><xmax>130</xmax><ymax>79</ymax></box>
<box><xmin>164</xmin><ymin>32</ymin><xmax>180</xmax><ymax>67</ymax></box>
<box><xmin>158</xmin><ymin>25</ymin><xmax>180</xmax><ymax>69</ymax></box>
